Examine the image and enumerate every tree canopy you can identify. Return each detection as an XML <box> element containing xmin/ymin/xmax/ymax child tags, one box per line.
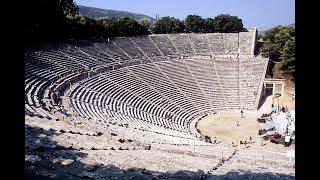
<box><xmin>213</xmin><ymin>14</ymin><xmax>243</xmax><ymax>33</ymax></box>
<box><xmin>261</xmin><ymin>26</ymin><xmax>295</xmax><ymax>81</ymax></box>
<box><xmin>152</xmin><ymin>14</ymin><xmax>243</xmax><ymax>34</ymax></box>
<box><xmin>25</xmin><ymin>0</ymin><xmax>79</xmax><ymax>42</ymax></box>
<box><xmin>138</xmin><ymin>18</ymin><xmax>152</xmax><ymax>30</ymax></box>
<box><xmin>185</xmin><ymin>15</ymin><xmax>206</xmax><ymax>33</ymax></box>
<box><xmin>203</xmin><ymin>18</ymin><xmax>215</xmax><ymax>33</ymax></box>
<box><xmin>117</xmin><ymin>17</ymin><xmax>149</xmax><ymax>36</ymax></box>
<box><xmin>25</xmin><ymin>1</ymin><xmax>245</xmax><ymax>43</ymax></box>
<box><xmin>65</xmin><ymin>15</ymin><xmax>149</xmax><ymax>39</ymax></box>
<box><xmin>25</xmin><ymin>0</ymin><xmax>151</xmax><ymax>43</ymax></box>
<box><xmin>151</xmin><ymin>17</ymin><xmax>185</xmax><ymax>34</ymax></box>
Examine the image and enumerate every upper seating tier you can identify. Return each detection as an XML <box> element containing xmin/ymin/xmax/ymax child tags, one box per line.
<box><xmin>25</xmin><ymin>29</ymin><xmax>267</xmax><ymax>135</ymax></box>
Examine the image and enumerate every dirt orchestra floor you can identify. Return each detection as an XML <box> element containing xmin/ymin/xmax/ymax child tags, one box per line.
<box><xmin>197</xmin><ymin>111</ymin><xmax>294</xmax><ymax>153</ymax></box>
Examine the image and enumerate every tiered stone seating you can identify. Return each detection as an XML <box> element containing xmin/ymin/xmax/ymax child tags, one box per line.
<box><xmin>25</xmin><ymin>54</ymin><xmax>70</xmax><ymax>119</ymax></box>
<box><xmin>68</xmin><ymin>71</ymin><xmax>189</xmax><ymax>132</ymax></box>
<box><xmin>169</xmin><ymin>34</ymin><xmax>195</xmax><ymax>55</ymax></box>
<box><xmin>184</xmin><ymin>59</ymin><xmax>225</xmax><ymax>109</ymax></box>
<box><xmin>214</xmin><ymin>58</ymin><xmax>239</xmax><ymax>109</ymax></box>
<box><xmin>71</xmin><ymin>41</ymin><xmax>118</xmax><ymax>65</ymax></box>
<box><xmin>102</xmin><ymin>69</ymin><xmax>188</xmax><ymax>124</ymax></box>
<box><xmin>59</xmin><ymin>45</ymin><xmax>103</xmax><ymax>68</ymax></box>
<box><xmin>155</xmin><ymin>60</ymin><xmax>212</xmax><ymax>110</ymax></box>
<box><xmin>128</xmin><ymin>63</ymin><xmax>200</xmax><ymax>122</ymax></box>
<box><xmin>223</xmin><ymin>33</ymin><xmax>239</xmax><ymax>55</ymax></box>
<box><xmin>25</xmin><ymin>30</ymin><xmax>265</xmax><ymax>126</ymax></box>
<box><xmin>26</xmin><ymin>116</ymin><xmax>294</xmax><ymax>179</ymax></box>
<box><xmin>32</xmin><ymin>50</ymin><xmax>84</xmax><ymax>70</ymax></box>
<box><xmin>62</xmin><ymin>55</ymin><xmax>266</xmax><ymax>134</ymax></box>
<box><xmin>212</xmin><ymin>147</ymin><xmax>294</xmax><ymax>176</ymax></box>
<box><xmin>239</xmin><ymin>28</ymin><xmax>256</xmax><ymax>55</ymax></box>
<box><xmin>239</xmin><ymin>57</ymin><xmax>267</xmax><ymax>109</ymax></box>
<box><xmin>131</xmin><ymin>36</ymin><xmax>162</xmax><ymax>57</ymax></box>
<box><xmin>188</xmin><ymin>34</ymin><xmax>211</xmax><ymax>55</ymax></box>
<box><xmin>25</xmin><ymin>44</ymin><xmax>110</xmax><ymax>119</ymax></box>
<box><xmin>25</xmin><ymin>32</ymin><xmax>265</xmax><ymax>134</ymax></box>
<box><xmin>149</xmin><ymin>35</ymin><xmax>179</xmax><ymax>56</ymax></box>
<box><xmin>24</xmin><ymin>30</ymin><xmax>294</xmax><ymax>179</ymax></box>
<box><xmin>207</xmin><ymin>33</ymin><xmax>224</xmax><ymax>55</ymax></box>
<box><xmin>94</xmin><ymin>41</ymin><xmax>131</xmax><ymax>61</ymax></box>
<box><xmin>113</xmin><ymin>37</ymin><xmax>145</xmax><ymax>59</ymax></box>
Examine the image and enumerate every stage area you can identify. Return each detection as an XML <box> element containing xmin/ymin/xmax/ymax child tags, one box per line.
<box><xmin>197</xmin><ymin>111</ymin><xmax>292</xmax><ymax>153</ymax></box>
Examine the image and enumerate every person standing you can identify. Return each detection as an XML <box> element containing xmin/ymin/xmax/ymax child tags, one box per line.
<box><xmin>240</xmin><ymin>109</ymin><xmax>244</xmax><ymax>118</ymax></box>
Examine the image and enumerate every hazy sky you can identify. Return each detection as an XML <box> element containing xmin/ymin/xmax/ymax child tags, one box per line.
<box><xmin>75</xmin><ymin>0</ymin><xmax>295</xmax><ymax>31</ymax></box>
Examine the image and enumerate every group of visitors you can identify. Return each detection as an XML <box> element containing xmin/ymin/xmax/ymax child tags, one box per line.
<box><xmin>241</xmin><ymin>136</ymin><xmax>254</xmax><ymax>146</ymax></box>
<box><xmin>232</xmin><ymin>136</ymin><xmax>254</xmax><ymax>148</ymax></box>
<box><xmin>73</xmin><ymin>67</ymin><xmax>88</xmax><ymax>74</ymax></box>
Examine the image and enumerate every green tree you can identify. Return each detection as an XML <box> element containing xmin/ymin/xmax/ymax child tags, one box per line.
<box><xmin>152</xmin><ymin>17</ymin><xmax>184</xmax><ymax>34</ymax></box>
<box><xmin>117</xmin><ymin>17</ymin><xmax>149</xmax><ymax>36</ymax></box>
<box><xmin>275</xmin><ymin>28</ymin><xmax>294</xmax><ymax>47</ymax></box>
<box><xmin>213</xmin><ymin>14</ymin><xmax>243</xmax><ymax>33</ymax></box>
<box><xmin>263</xmin><ymin>43</ymin><xmax>281</xmax><ymax>61</ymax></box>
<box><xmin>261</xmin><ymin>25</ymin><xmax>295</xmax><ymax>81</ymax></box>
<box><xmin>138</xmin><ymin>18</ymin><xmax>152</xmax><ymax>29</ymax></box>
<box><xmin>185</xmin><ymin>15</ymin><xmax>205</xmax><ymax>33</ymax></box>
<box><xmin>171</xmin><ymin>18</ymin><xmax>185</xmax><ymax>33</ymax></box>
<box><xmin>203</xmin><ymin>18</ymin><xmax>215</xmax><ymax>33</ymax></box>
<box><xmin>25</xmin><ymin>0</ymin><xmax>79</xmax><ymax>42</ymax></box>
<box><xmin>263</xmin><ymin>26</ymin><xmax>295</xmax><ymax>61</ymax></box>
<box><xmin>96</xmin><ymin>17</ymin><xmax>119</xmax><ymax>37</ymax></box>
<box><xmin>280</xmin><ymin>38</ymin><xmax>295</xmax><ymax>60</ymax></box>
<box><xmin>280</xmin><ymin>38</ymin><xmax>295</xmax><ymax>79</ymax></box>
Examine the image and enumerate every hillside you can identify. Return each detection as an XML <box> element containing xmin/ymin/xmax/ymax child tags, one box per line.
<box><xmin>259</xmin><ymin>23</ymin><xmax>295</xmax><ymax>36</ymax></box>
<box><xmin>78</xmin><ymin>5</ymin><xmax>155</xmax><ymax>21</ymax></box>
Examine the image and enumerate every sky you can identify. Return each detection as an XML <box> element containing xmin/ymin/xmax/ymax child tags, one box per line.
<box><xmin>74</xmin><ymin>0</ymin><xmax>295</xmax><ymax>31</ymax></box>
